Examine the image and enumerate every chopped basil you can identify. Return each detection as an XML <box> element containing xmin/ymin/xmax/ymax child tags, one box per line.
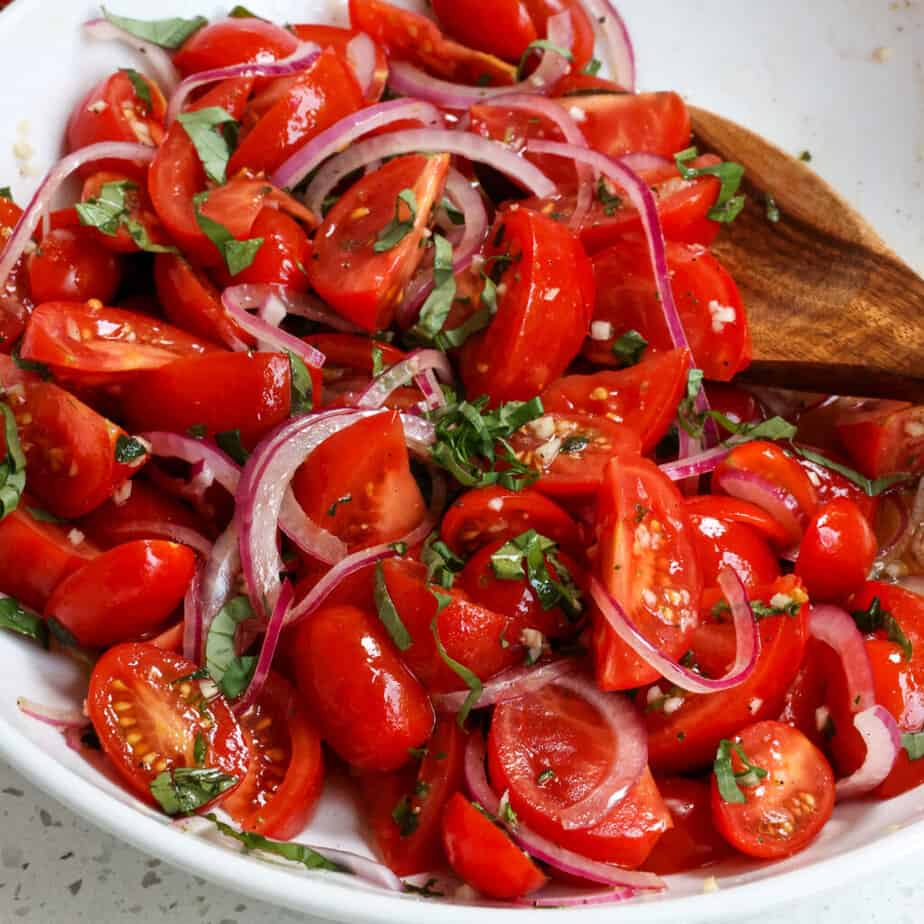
<box><xmin>205</xmin><ymin>595</ymin><xmax>257</xmax><ymax>699</ymax></box>
<box><xmin>46</xmin><ymin>617</ymin><xmax>79</xmax><ymax>649</ymax></box>
<box><xmin>498</xmin><ymin>795</ymin><xmax>519</xmax><ymax>827</ymax></box>
<box><xmin>677</xmin><ymin>368</ymin><xmax>706</xmax><ymax>438</ymax></box>
<box><xmin>713</xmin><ymin>739</ymin><xmax>768</xmax><ymax>804</ymax></box>
<box><xmin>101</xmin><ymin>8</ymin><xmax>208</xmax><ymax>48</ymax></box>
<box><xmin>516</xmin><ymin>40</ymin><xmax>573</xmax><ymax>81</ymax></box>
<box><xmin>288</xmin><ymin>352</ymin><xmax>313</xmax><ymax>415</ymax></box>
<box><xmin>434</xmin><ymin>272</ymin><xmax>497</xmax><ymax>350</ymax></box>
<box><xmin>193</xmin><ymin>732</ymin><xmax>207</xmax><ymax>767</ymax></box>
<box><xmin>429</xmin><ymin>396</ymin><xmax>543</xmax><ymax>491</ymax></box>
<box><xmin>391</xmin><ymin>794</ymin><xmax>420</xmax><ymax>836</ymax></box>
<box><xmin>206</xmin><ymin>814</ymin><xmax>344</xmax><ymax>871</ymax></box>
<box><xmin>852</xmin><ymin>596</ymin><xmax>912</xmax><ymax>661</ymax></box>
<box><xmin>75</xmin><ymin>180</ymin><xmax>176</xmax><ymax>254</ymax></box>
<box><xmin>537</xmin><ymin>768</ymin><xmax>556</xmax><ymax>784</ymax></box>
<box><xmin>177</xmin><ymin>107</ymin><xmax>237</xmax><ymax>185</ymax></box>
<box><xmin>411</xmin><ymin>235</ymin><xmax>457</xmax><ymax>344</ymax></box>
<box><xmin>229</xmin><ymin>4</ymin><xmax>260</xmax><ymax>17</ymax></box>
<box><xmin>0</xmin><ymin>596</ymin><xmax>48</xmax><ymax>647</ymax></box>
<box><xmin>150</xmin><ymin>767</ymin><xmax>238</xmax><ymax>816</ymax></box>
<box><xmin>596</xmin><ymin>177</ymin><xmax>622</xmax><ymax>217</ymax></box>
<box><xmin>11</xmin><ymin>343</ymin><xmax>50</xmax><ymax>379</ymax></box>
<box><xmin>187</xmin><ymin>423</ymin><xmax>208</xmax><ymax>439</ymax></box>
<box><xmin>0</xmin><ymin>403</ymin><xmax>26</xmax><ymax>519</ymax></box>
<box><xmin>121</xmin><ymin>68</ymin><xmax>152</xmax><ymax>114</ymax></box>
<box><xmin>440</xmin><ymin>197</ymin><xmax>465</xmax><ymax>226</ymax></box>
<box><xmin>215</xmin><ymin>429</ymin><xmax>249</xmax><ymax>465</ymax></box>
<box><xmin>712</xmin><ymin>597</ymin><xmax>801</xmax><ymax>621</ymax></box>
<box><xmin>373</xmin><ymin>189</ymin><xmax>418</xmax><ymax>253</ymax></box>
<box><xmin>430</xmin><ymin>604</ymin><xmax>482</xmax><ymax>727</ymax></box>
<box><xmin>114</xmin><ymin>434</ymin><xmax>147</xmax><ymax>464</ymax></box>
<box><xmin>611</xmin><ymin>329</ymin><xmax>647</xmax><ymax>367</ymax></box>
<box><xmin>0</xmin><ymin>187</ymin><xmax>11</xmax><ymax>200</ymax></box>
<box><xmin>171</xmin><ymin>667</ymin><xmax>209</xmax><ymax>685</ymax></box>
<box><xmin>193</xmin><ymin>193</ymin><xmax>264</xmax><ymax>275</ymax></box>
<box><xmin>675</xmin><ymin>147</ymin><xmax>746</xmax><ymax>223</ymax></box>
<box><xmin>370</xmin><ymin>346</ymin><xmax>385</xmax><ymax>378</ymax></box>
<box><xmin>25</xmin><ymin>506</ymin><xmax>63</xmax><ymax>524</ymax></box>
<box><xmin>714</xmin><ymin>413</ymin><xmax>797</xmax><ymax>445</ymax></box>
<box><xmin>788</xmin><ymin>445</ymin><xmax>912</xmax><ymax>497</ymax></box>
<box><xmin>765</xmin><ymin>194</ymin><xmax>781</xmax><ymax>223</ymax></box>
<box><xmin>326</xmin><ymin>494</ymin><xmax>352</xmax><ymax>517</ymax></box>
<box><xmin>901</xmin><ymin>732</ymin><xmax>924</xmax><ymax>761</ymax></box>
<box><xmin>402</xmin><ymin>879</ymin><xmax>444</xmax><ymax>898</ymax></box>
<box><xmin>582</xmin><ymin>58</ymin><xmax>602</xmax><ymax>76</ymax></box>
<box><xmin>373</xmin><ymin>562</ymin><xmax>413</xmax><ymax>651</ymax></box>
<box><xmin>420</xmin><ymin>533</ymin><xmax>465</xmax><ymax>589</ymax></box>
<box><xmin>560</xmin><ymin>434</ymin><xmax>589</xmax><ymax>454</ymax></box>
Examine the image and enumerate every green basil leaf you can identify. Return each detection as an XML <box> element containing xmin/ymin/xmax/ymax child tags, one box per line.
<box><xmin>288</xmin><ymin>352</ymin><xmax>314</xmax><ymax>415</ymax></box>
<box><xmin>215</xmin><ymin>429</ymin><xmax>249</xmax><ymax>465</ymax></box>
<box><xmin>596</xmin><ymin>177</ymin><xmax>622</xmax><ymax>217</ymax></box>
<box><xmin>373</xmin><ymin>189</ymin><xmax>418</xmax><ymax>253</ymax></box>
<box><xmin>114</xmin><ymin>434</ymin><xmax>148</xmax><ymax>464</ymax></box>
<box><xmin>193</xmin><ymin>193</ymin><xmax>263</xmax><ymax>274</ymax></box>
<box><xmin>150</xmin><ymin>767</ymin><xmax>238</xmax><ymax>816</ymax></box>
<box><xmin>0</xmin><ymin>403</ymin><xmax>26</xmax><ymax>519</ymax></box>
<box><xmin>420</xmin><ymin>533</ymin><xmax>465</xmax><ymax>589</ymax></box>
<box><xmin>411</xmin><ymin>235</ymin><xmax>456</xmax><ymax>343</ymax></box>
<box><xmin>675</xmin><ymin>147</ymin><xmax>746</xmax><ymax>223</ymax></box>
<box><xmin>373</xmin><ymin>562</ymin><xmax>413</xmax><ymax>651</ymax></box>
<box><xmin>0</xmin><ymin>596</ymin><xmax>48</xmax><ymax>647</ymax></box>
<box><xmin>713</xmin><ymin>739</ymin><xmax>767</xmax><ymax>804</ymax></box>
<box><xmin>193</xmin><ymin>732</ymin><xmax>207</xmax><ymax>766</ymax></box>
<box><xmin>788</xmin><ymin>445</ymin><xmax>913</xmax><ymax>497</ymax></box>
<box><xmin>439</xmin><ymin>197</ymin><xmax>465</xmax><ymax>226</ymax></box>
<box><xmin>205</xmin><ymin>595</ymin><xmax>257</xmax><ymax>699</ymax></box>
<box><xmin>207</xmin><ymin>814</ymin><xmax>345</xmax><ymax>871</ymax></box>
<box><xmin>121</xmin><ymin>68</ymin><xmax>152</xmax><ymax>113</ymax></box>
<box><xmin>611</xmin><ymin>329</ymin><xmax>647</xmax><ymax>367</ymax></box>
<box><xmin>582</xmin><ymin>58</ymin><xmax>601</xmax><ymax>76</ymax></box>
<box><xmin>370</xmin><ymin>346</ymin><xmax>386</xmax><ymax>378</ymax></box>
<box><xmin>25</xmin><ymin>506</ymin><xmax>64</xmax><ymax>524</ymax></box>
<box><xmin>102</xmin><ymin>8</ymin><xmax>208</xmax><ymax>48</ymax></box>
<box><xmin>229</xmin><ymin>4</ymin><xmax>260</xmax><ymax>17</ymax></box>
<box><xmin>677</xmin><ymin>368</ymin><xmax>706</xmax><ymax>438</ymax></box>
<box><xmin>0</xmin><ymin>187</ymin><xmax>11</xmax><ymax>200</ymax></box>
<box><xmin>901</xmin><ymin>732</ymin><xmax>924</xmax><ymax>761</ymax></box>
<box><xmin>177</xmin><ymin>107</ymin><xmax>237</xmax><ymax>185</ymax></box>
<box><xmin>712</xmin><ymin>413</ymin><xmax>797</xmax><ymax>445</ymax></box>
<box><xmin>391</xmin><ymin>794</ymin><xmax>419</xmax><ymax>836</ymax></box>
<box><xmin>430</xmin><ymin>607</ymin><xmax>482</xmax><ymax>727</ymax></box>
<box><xmin>852</xmin><ymin>596</ymin><xmax>912</xmax><ymax>661</ymax></box>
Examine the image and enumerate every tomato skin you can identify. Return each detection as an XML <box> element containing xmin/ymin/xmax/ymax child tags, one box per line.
<box><xmin>442</xmin><ymin>793</ymin><xmax>547</xmax><ymax>899</ymax></box>
<box><xmin>541</xmin><ymin>349</ymin><xmax>690</xmax><ymax>455</ymax></box>
<box><xmin>682</xmin><ymin>496</ymin><xmax>791</xmax><ymax>550</ymax></box>
<box><xmin>460</xmin><ymin>209</ymin><xmax>595</xmax><ymax>403</ymax></box>
<box><xmin>0</xmin><ymin>198</ymin><xmax>32</xmax><ymax>352</ymax></box>
<box><xmin>290</xmin><ymin>25</ymin><xmax>389</xmax><ymax>103</ymax></box>
<box><xmin>174</xmin><ymin>17</ymin><xmax>297</xmax><ymax>75</ymax></box>
<box><xmin>0</xmin><ymin>504</ymin><xmax>98</xmax><ymax>610</ymax></box>
<box><xmin>440</xmin><ymin>486</ymin><xmax>580</xmax><ymax>558</ymax></box>
<box><xmin>594</xmin><ymin>456</ymin><xmax>703</xmax><ymax>690</ymax></box>
<box><xmin>27</xmin><ymin>228</ymin><xmax>121</xmax><ymax>305</ymax></box>
<box><xmin>119</xmin><ymin>352</ymin><xmax>295</xmax><ymax>450</ymax></box>
<box><xmin>641</xmin><ymin>777</ymin><xmax>731</xmax><ymax>874</ymax></box>
<box><xmin>589</xmin><ymin>241</ymin><xmax>750</xmax><ymax>382</ymax></box>
<box><xmin>710</xmin><ymin>721</ymin><xmax>835</xmax><ymax>860</ymax></box>
<box><xmin>795</xmin><ymin>499</ymin><xmax>876</xmax><ymax>602</ymax></box>
<box><xmin>222</xmin><ymin>673</ymin><xmax>324</xmax><ymax>840</ymax></box>
<box><xmin>309</xmin><ymin>154</ymin><xmax>450</xmax><ymax>332</ymax></box>
<box><xmin>293</xmin><ymin>604</ymin><xmax>435</xmax><ymax>772</ymax></box>
<box><xmin>87</xmin><ymin>643</ymin><xmax>249</xmax><ymax>807</ymax></box>
<box><xmin>431</xmin><ymin>0</ymin><xmax>536</xmax><ymax>61</ymax></box>
<box><xmin>836</xmin><ymin>401</ymin><xmax>924</xmax><ymax>478</ymax></box>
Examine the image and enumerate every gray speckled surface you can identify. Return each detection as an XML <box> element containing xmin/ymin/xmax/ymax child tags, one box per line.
<box><xmin>0</xmin><ymin>759</ymin><xmax>922</xmax><ymax>923</ymax></box>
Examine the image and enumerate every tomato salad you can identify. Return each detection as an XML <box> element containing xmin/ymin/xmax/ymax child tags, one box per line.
<box><xmin>1</xmin><ymin>0</ymin><xmax>923</xmax><ymax>908</ymax></box>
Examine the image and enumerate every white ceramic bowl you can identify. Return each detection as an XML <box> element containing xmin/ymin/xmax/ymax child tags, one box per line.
<box><xmin>0</xmin><ymin>1</ymin><xmax>922</xmax><ymax>921</ymax></box>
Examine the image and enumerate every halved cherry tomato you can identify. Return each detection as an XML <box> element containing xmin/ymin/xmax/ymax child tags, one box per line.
<box><xmin>66</xmin><ymin>70</ymin><xmax>166</xmax><ymax>176</ymax></box>
<box><xmin>589</xmin><ymin>241</ymin><xmax>750</xmax><ymax>381</ymax></box>
<box><xmin>174</xmin><ymin>17</ymin><xmax>297</xmax><ymax>75</ymax></box>
<box><xmin>26</xmin><ymin>229</ymin><xmax>121</xmax><ymax>305</ymax></box>
<box><xmin>222</xmin><ymin>672</ymin><xmax>324</xmax><ymax>840</ymax></box>
<box><xmin>119</xmin><ymin>352</ymin><xmax>296</xmax><ymax>450</ymax></box>
<box><xmin>642</xmin><ymin>777</ymin><xmax>731</xmax><ymax>874</ymax></box>
<box><xmin>290</xmin><ymin>25</ymin><xmax>389</xmax><ymax>104</ymax></box>
<box><xmin>440</xmin><ymin>486</ymin><xmax>581</xmax><ymax>557</ymax></box>
<box><xmin>488</xmin><ymin>682</ymin><xmax>671</xmax><ymax>865</ymax></box>
<box><xmin>794</xmin><ymin>448</ymin><xmax>878</xmax><ymax>523</ymax></box>
<box><xmin>459</xmin><ymin>209</ymin><xmax>595</xmax><ymax>403</ymax></box>
<box><xmin>79</xmin><ymin>171</ymin><xmax>170</xmax><ymax>255</ymax></box>
<box><xmin>87</xmin><ymin>643</ymin><xmax>249</xmax><ymax>807</ymax></box>
<box><xmin>0</xmin><ymin>501</ymin><xmax>98</xmax><ymax>610</ymax></box>
<box><xmin>710</xmin><ymin>720</ymin><xmax>835</xmax><ymax>859</ymax></box>
<box><xmin>645</xmin><ymin>575</ymin><xmax>810</xmax><ymax>772</ymax></box>
<box><xmin>795</xmin><ymin>498</ymin><xmax>876</xmax><ymax>602</ymax></box>
<box><xmin>508</xmin><ymin>411</ymin><xmax>641</xmax><ymax>498</ymax></box>
<box><xmin>836</xmin><ymin>400</ymin><xmax>924</xmax><ymax>478</ymax></box>
<box><xmin>293</xmin><ymin>604</ymin><xmax>434</xmax><ymax>771</ymax></box>
<box><xmin>292</xmin><ymin>410</ymin><xmax>425</xmax><ymax>552</ymax></box>
<box><xmin>430</xmin><ymin>0</ymin><xmax>536</xmax><ymax>61</ymax></box>
<box><xmin>362</xmin><ymin>716</ymin><xmax>465</xmax><ymax>876</ymax></box>
<box><xmin>20</xmin><ymin>302</ymin><xmax>215</xmax><ymax>384</ymax></box>
<box><xmin>0</xmin><ymin>196</ymin><xmax>32</xmax><ymax>351</ymax></box>
<box><xmin>45</xmin><ymin>540</ymin><xmax>196</xmax><ymax>648</ymax></box>
<box><xmin>705</xmin><ymin>383</ymin><xmax>762</xmax><ymax>435</ymax></box>
<box><xmin>593</xmin><ymin>456</ymin><xmax>702</xmax><ymax>690</ymax></box>
<box><xmin>541</xmin><ymin>349</ymin><xmax>690</xmax><ymax>454</ymax></box>
<box><xmin>442</xmin><ymin>793</ymin><xmax>547</xmax><ymax>899</ymax></box>
<box><xmin>682</xmin><ymin>495</ymin><xmax>791</xmax><ymax>550</ymax></box>
<box><xmin>309</xmin><ymin>154</ymin><xmax>450</xmax><ymax>332</ymax></box>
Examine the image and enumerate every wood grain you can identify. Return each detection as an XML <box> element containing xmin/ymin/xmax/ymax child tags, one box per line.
<box><xmin>690</xmin><ymin>106</ymin><xmax>924</xmax><ymax>401</ymax></box>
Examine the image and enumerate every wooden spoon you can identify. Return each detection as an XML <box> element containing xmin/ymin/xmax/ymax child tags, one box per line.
<box><xmin>689</xmin><ymin>106</ymin><xmax>924</xmax><ymax>402</ymax></box>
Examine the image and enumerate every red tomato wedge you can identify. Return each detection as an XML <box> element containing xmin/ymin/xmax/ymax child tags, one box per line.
<box><xmin>174</xmin><ymin>18</ymin><xmax>297</xmax><ymax>76</ymax></box>
<box><xmin>430</xmin><ymin>0</ymin><xmax>536</xmax><ymax>61</ymax></box>
<box><xmin>290</xmin><ymin>24</ymin><xmax>389</xmax><ymax>103</ymax></box>
<box><xmin>835</xmin><ymin>400</ymin><xmax>924</xmax><ymax>477</ymax></box>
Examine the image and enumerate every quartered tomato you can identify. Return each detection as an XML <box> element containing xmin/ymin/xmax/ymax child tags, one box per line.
<box><xmin>0</xmin><ymin>195</ymin><xmax>32</xmax><ymax>351</ymax></box>
<box><xmin>710</xmin><ymin>721</ymin><xmax>835</xmax><ymax>859</ymax></box>
<box><xmin>541</xmin><ymin>349</ymin><xmax>690</xmax><ymax>454</ymax></box>
<box><xmin>45</xmin><ymin>540</ymin><xmax>196</xmax><ymax>648</ymax></box>
<box><xmin>87</xmin><ymin>643</ymin><xmax>249</xmax><ymax>807</ymax></box>
<box><xmin>488</xmin><ymin>682</ymin><xmax>671</xmax><ymax>865</ymax></box>
<box><xmin>442</xmin><ymin>793</ymin><xmax>547</xmax><ymax>899</ymax></box>
<box><xmin>79</xmin><ymin>171</ymin><xmax>170</xmax><ymax>255</ymax></box>
<box><xmin>440</xmin><ymin>486</ymin><xmax>581</xmax><ymax>557</ymax></box>
<box><xmin>174</xmin><ymin>17</ymin><xmax>297</xmax><ymax>75</ymax></box>
<box><xmin>26</xmin><ymin>228</ymin><xmax>121</xmax><ymax>305</ymax></box>
<box><xmin>293</xmin><ymin>604</ymin><xmax>434</xmax><ymax>771</ymax></box>
<box><xmin>222</xmin><ymin>673</ymin><xmax>324</xmax><ymax>840</ymax></box>
<box><xmin>593</xmin><ymin>456</ymin><xmax>702</xmax><ymax>690</ymax></box>
<box><xmin>430</xmin><ymin>0</ymin><xmax>536</xmax><ymax>61</ymax></box>
<box><xmin>836</xmin><ymin>400</ymin><xmax>924</xmax><ymax>477</ymax></box>
<box><xmin>459</xmin><ymin>209</ymin><xmax>595</xmax><ymax>403</ymax></box>
<box><xmin>118</xmin><ymin>352</ymin><xmax>296</xmax><ymax>450</ymax></box>
<box><xmin>589</xmin><ymin>241</ymin><xmax>750</xmax><ymax>381</ymax></box>
<box><xmin>309</xmin><ymin>154</ymin><xmax>450</xmax><ymax>332</ymax></box>
<box><xmin>508</xmin><ymin>411</ymin><xmax>641</xmax><ymax>498</ymax></box>
<box><xmin>291</xmin><ymin>410</ymin><xmax>426</xmax><ymax>552</ymax></box>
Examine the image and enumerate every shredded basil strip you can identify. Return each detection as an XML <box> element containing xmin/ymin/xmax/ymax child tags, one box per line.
<box><xmin>0</xmin><ymin>187</ymin><xmax>11</xmax><ymax>200</ymax></box>
<box><xmin>215</xmin><ymin>429</ymin><xmax>249</xmax><ymax>465</ymax></box>
<box><xmin>713</xmin><ymin>739</ymin><xmax>768</xmax><ymax>804</ymax></box>
<box><xmin>114</xmin><ymin>434</ymin><xmax>148</xmax><ymax>464</ymax></box>
<box><xmin>516</xmin><ymin>40</ymin><xmax>573</xmax><ymax>81</ymax></box>
<box><xmin>611</xmin><ymin>329</ymin><xmax>647</xmax><ymax>367</ymax></box>
<box><xmin>229</xmin><ymin>4</ymin><xmax>260</xmax><ymax>17</ymax></box>
<box><xmin>902</xmin><ymin>732</ymin><xmax>924</xmax><ymax>761</ymax></box>
<box><xmin>193</xmin><ymin>732</ymin><xmax>207</xmax><ymax>766</ymax></box>
<box><xmin>430</xmin><ymin>601</ymin><xmax>482</xmax><ymax>727</ymax></box>
<box><xmin>0</xmin><ymin>596</ymin><xmax>48</xmax><ymax>647</ymax></box>
<box><xmin>205</xmin><ymin>595</ymin><xmax>257</xmax><ymax>699</ymax></box>
<box><xmin>177</xmin><ymin>107</ymin><xmax>237</xmax><ymax>185</ymax></box>
<box><xmin>150</xmin><ymin>767</ymin><xmax>238</xmax><ymax>816</ymax></box>
<box><xmin>675</xmin><ymin>146</ymin><xmax>746</xmax><ymax>223</ymax></box>
<box><xmin>121</xmin><ymin>68</ymin><xmax>152</xmax><ymax>113</ymax></box>
<box><xmin>391</xmin><ymin>794</ymin><xmax>420</xmax><ymax>836</ymax></box>
<box><xmin>374</xmin><ymin>189</ymin><xmax>418</xmax><ymax>253</ymax></box>
<box><xmin>373</xmin><ymin>562</ymin><xmax>413</xmax><ymax>651</ymax></box>
<box><xmin>440</xmin><ymin>197</ymin><xmax>465</xmax><ymax>226</ymax></box>
<box><xmin>411</xmin><ymin>235</ymin><xmax>457</xmax><ymax>344</ymax></box>
<box><xmin>715</xmin><ymin>413</ymin><xmax>797</xmax><ymax>445</ymax></box>
<box><xmin>596</xmin><ymin>177</ymin><xmax>622</xmax><ymax>217</ymax></box>
<box><xmin>288</xmin><ymin>352</ymin><xmax>314</xmax><ymax>415</ymax></box>
<box><xmin>420</xmin><ymin>533</ymin><xmax>465</xmax><ymax>589</ymax></box>
<box><xmin>0</xmin><ymin>403</ymin><xmax>26</xmax><ymax>519</ymax></box>
<box><xmin>433</xmin><ymin>272</ymin><xmax>497</xmax><ymax>351</ymax></box>
<box><xmin>677</xmin><ymin>368</ymin><xmax>706</xmax><ymax>438</ymax></box>
<box><xmin>582</xmin><ymin>58</ymin><xmax>602</xmax><ymax>76</ymax></box>
<box><xmin>788</xmin><ymin>445</ymin><xmax>912</xmax><ymax>497</ymax></box>
<box><xmin>852</xmin><ymin>596</ymin><xmax>912</xmax><ymax>661</ymax></box>
<box><xmin>11</xmin><ymin>343</ymin><xmax>49</xmax><ymax>379</ymax></box>
<box><xmin>25</xmin><ymin>506</ymin><xmax>63</xmax><ymax>523</ymax></box>
<box><xmin>75</xmin><ymin>180</ymin><xmax>176</xmax><ymax>254</ymax></box>
<box><xmin>370</xmin><ymin>346</ymin><xmax>386</xmax><ymax>377</ymax></box>
<box><xmin>101</xmin><ymin>8</ymin><xmax>208</xmax><ymax>48</ymax></box>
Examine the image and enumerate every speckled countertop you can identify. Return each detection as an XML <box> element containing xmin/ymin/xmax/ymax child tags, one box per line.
<box><xmin>0</xmin><ymin>757</ymin><xmax>919</xmax><ymax>923</ymax></box>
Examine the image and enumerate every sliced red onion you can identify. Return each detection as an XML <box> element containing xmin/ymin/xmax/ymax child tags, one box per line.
<box><xmin>222</xmin><ymin>284</ymin><xmax>363</xmax><ymax>334</ymax></box>
<box><xmin>304</xmin><ymin>129</ymin><xmax>557</xmax><ymax>217</ymax></box>
<box><xmin>712</xmin><ymin>467</ymin><xmax>803</xmax><ymax>544</ymax></box>
<box><xmin>808</xmin><ymin>605</ymin><xmax>876</xmax><ymax>714</ymax></box>
<box><xmin>515</xmin><ymin>888</ymin><xmax>637</xmax><ymax>908</ymax></box>
<box><xmin>590</xmin><ymin>567</ymin><xmax>760</xmax><ymax>694</ymax></box>
<box><xmin>432</xmin><ymin>659</ymin><xmax>578</xmax><ymax>713</ymax></box>
<box><xmin>183</xmin><ymin>568</ymin><xmax>204</xmax><ymax>663</ymax></box>
<box><xmin>464</xmin><ymin>733</ymin><xmax>664</xmax><ymax>892</ymax></box>
<box><xmin>221</xmin><ymin>287</ymin><xmax>325</xmax><ymax>369</ymax></box>
<box><xmin>166</xmin><ymin>42</ymin><xmax>321</xmax><ymax>124</ymax></box>
<box><xmin>116</xmin><ymin>520</ymin><xmax>213</xmax><ymax>557</ymax></box>
<box><xmin>271</xmin><ymin>98</ymin><xmax>443</xmax><ymax>191</ymax></box>
<box><xmin>579</xmin><ymin>0</ymin><xmax>636</xmax><ymax>91</ymax></box>
<box><xmin>195</xmin><ymin>524</ymin><xmax>242</xmax><ymax>663</ymax></box>
<box><xmin>83</xmin><ymin>18</ymin><xmax>179</xmax><ymax>94</ymax></box>
<box><xmin>141</xmin><ymin>431</ymin><xmax>241</xmax><ymax>496</ymax></box>
<box><xmin>620</xmin><ymin>152</ymin><xmax>672</xmax><ymax>173</ymax></box>
<box><xmin>0</xmin><ymin>142</ymin><xmax>155</xmax><ymax>291</ymax></box>
<box><xmin>386</xmin><ymin>11</ymin><xmax>574</xmax><ymax>111</ymax></box>
<box><xmin>834</xmin><ymin>705</ymin><xmax>901</xmax><ymax>800</ymax></box>
<box><xmin>357</xmin><ymin>349</ymin><xmax>452</xmax><ymax>410</ymax></box>
<box><xmin>345</xmin><ymin>32</ymin><xmax>378</xmax><ymax>98</ymax></box>
<box><xmin>17</xmin><ymin>697</ymin><xmax>86</xmax><ymax>729</ymax></box>
<box><xmin>659</xmin><ymin>446</ymin><xmax>729</xmax><ymax>482</ymax></box>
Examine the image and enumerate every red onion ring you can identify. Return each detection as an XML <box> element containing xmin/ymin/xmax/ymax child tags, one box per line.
<box><xmin>620</xmin><ymin>152</ymin><xmax>672</xmax><ymax>173</ymax></box>
<box><xmin>0</xmin><ymin>141</ymin><xmax>155</xmax><ymax>290</ymax></box>
<box><xmin>271</xmin><ymin>98</ymin><xmax>443</xmax><ymax>191</ymax></box>
<box><xmin>113</xmin><ymin>520</ymin><xmax>213</xmax><ymax>558</ymax></box>
<box><xmin>356</xmin><ymin>349</ymin><xmax>452</xmax><ymax>410</ymax></box>
<box><xmin>345</xmin><ymin>32</ymin><xmax>377</xmax><ymax>98</ymax></box>
<box><xmin>303</xmin><ymin>128</ymin><xmax>557</xmax><ymax>217</ymax></box>
<box><xmin>464</xmin><ymin>732</ymin><xmax>664</xmax><ymax>892</ymax></box>
<box><xmin>659</xmin><ymin>446</ymin><xmax>730</xmax><ymax>482</ymax></box>
<box><xmin>220</xmin><ymin>284</ymin><xmax>362</xmax><ymax>334</ymax></box>
<box><xmin>183</xmin><ymin>567</ymin><xmax>204</xmax><ymax>662</ymax></box>
<box><xmin>83</xmin><ymin>18</ymin><xmax>179</xmax><ymax>94</ymax></box>
<box><xmin>17</xmin><ymin>697</ymin><xmax>87</xmax><ymax>729</ymax></box>
<box><xmin>712</xmin><ymin>466</ymin><xmax>803</xmax><ymax>545</ymax></box>
<box><xmin>166</xmin><ymin>42</ymin><xmax>322</xmax><ymax>124</ymax></box>
<box><xmin>808</xmin><ymin>605</ymin><xmax>876</xmax><ymax>714</ymax></box>
<box><xmin>834</xmin><ymin>705</ymin><xmax>901</xmax><ymax>800</ymax></box>
<box><xmin>432</xmin><ymin>659</ymin><xmax>578</xmax><ymax>713</ymax></box>
<box><xmin>193</xmin><ymin>524</ymin><xmax>241</xmax><ymax>663</ymax></box>
<box><xmin>140</xmin><ymin>431</ymin><xmax>242</xmax><ymax>496</ymax></box>
<box><xmin>579</xmin><ymin>0</ymin><xmax>636</xmax><ymax>91</ymax></box>
<box><xmin>590</xmin><ymin>567</ymin><xmax>759</xmax><ymax>694</ymax></box>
